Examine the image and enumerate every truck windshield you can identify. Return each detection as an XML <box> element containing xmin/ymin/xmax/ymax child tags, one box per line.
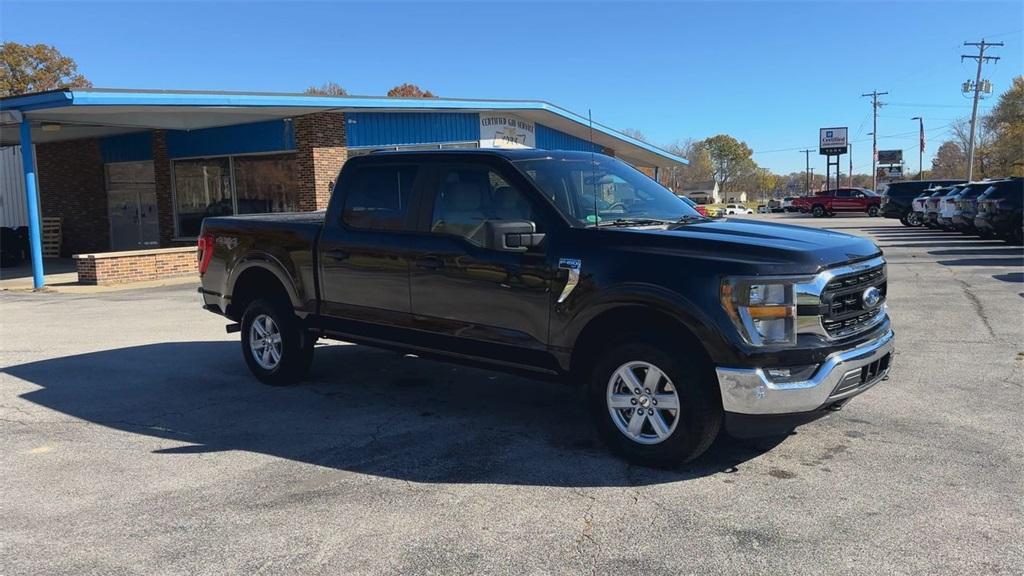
<box><xmin>514</xmin><ymin>156</ymin><xmax>702</xmax><ymax>226</ymax></box>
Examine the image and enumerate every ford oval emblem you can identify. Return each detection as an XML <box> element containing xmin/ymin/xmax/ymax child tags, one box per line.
<box><xmin>862</xmin><ymin>286</ymin><xmax>882</xmax><ymax>308</ymax></box>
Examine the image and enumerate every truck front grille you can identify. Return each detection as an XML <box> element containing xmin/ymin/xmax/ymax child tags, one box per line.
<box><xmin>820</xmin><ymin>264</ymin><xmax>886</xmax><ymax>338</ymax></box>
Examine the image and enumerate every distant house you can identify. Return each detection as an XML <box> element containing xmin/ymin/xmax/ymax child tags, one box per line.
<box><xmin>685</xmin><ymin>180</ymin><xmax>721</xmax><ymax>204</ymax></box>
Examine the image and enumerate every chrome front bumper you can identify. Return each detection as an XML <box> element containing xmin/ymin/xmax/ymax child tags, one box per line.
<box><xmin>716</xmin><ymin>330</ymin><xmax>894</xmax><ymax>415</ymax></box>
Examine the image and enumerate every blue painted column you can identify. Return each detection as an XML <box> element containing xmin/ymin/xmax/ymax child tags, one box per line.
<box><xmin>19</xmin><ymin>119</ymin><xmax>45</xmax><ymax>289</ymax></box>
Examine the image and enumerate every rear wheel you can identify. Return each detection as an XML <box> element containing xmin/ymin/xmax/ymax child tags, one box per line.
<box><xmin>241</xmin><ymin>298</ymin><xmax>315</xmax><ymax>386</ymax></box>
<box><xmin>588</xmin><ymin>340</ymin><xmax>721</xmax><ymax>466</ymax></box>
<box><xmin>811</xmin><ymin>205</ymin><xmax>826</xmax><ymax>217</ymax></box>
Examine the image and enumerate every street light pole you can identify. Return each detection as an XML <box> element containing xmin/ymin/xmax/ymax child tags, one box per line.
<box><xmin>911</xmin><ymin>117</ymin><xmax>924</xmax><ymax>180</ymax></box>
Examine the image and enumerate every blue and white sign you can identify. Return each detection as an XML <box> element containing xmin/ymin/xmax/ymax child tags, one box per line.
<box><xmin>819</xmin><ymin>127</ymin><xmax>848</xmax><ymax>155</ymax></box>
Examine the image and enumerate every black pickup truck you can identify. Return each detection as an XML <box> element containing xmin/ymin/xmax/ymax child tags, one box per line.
<box><xmin>199</xmin><ymin>149</ymin><xmax>894</xmax><ymax>465</ymax></box>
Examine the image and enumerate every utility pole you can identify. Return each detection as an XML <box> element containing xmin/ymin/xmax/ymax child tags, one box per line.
<box><xmin>800</xmin><ymin>149</ymin><xmax>813</xmax><ymax>195</ymax></box>
<box><xmin>862</xmin><ymin>90</ymin><xmax>888</xmax><ymax>191</ymax></box>
<box><xmin>848</xmin><ymin>142</ymin><xmax>853</xmax><ymax>187</ymax></box>
<box><xmin>911</xmin><ymin>117</ymin><xmax>924</xmax><ymax>180</ymax></box>
<box><xmin>962</xmin><ymin>39</ymin><xmax>1002</xmax><ymax>181</ymax></box>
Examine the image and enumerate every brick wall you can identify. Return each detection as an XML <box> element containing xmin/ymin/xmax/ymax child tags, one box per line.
<box><xmin>152</xmin><ymin>130</ymin><xmax>178</xmax><ymax>246</ymax></box>
<box><xmin>294</xmin><ymin>112</ymin><xmax>347</xmax><ymax>211</ymax></box>
<box><xmin>36</xmin><ymin>139</ymin><xmax>109</xmax><ymax>256</ymax></box>
<box><xmin>74</xmin><ymin>247</ymin><xmax>197</xmax><ymax>285</ymax></box>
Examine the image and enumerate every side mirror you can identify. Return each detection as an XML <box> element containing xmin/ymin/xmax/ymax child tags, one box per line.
<box><xmin>485</xmin><ymin>220</ymin><xmax>545</xmax><ymax>252</ymax></box>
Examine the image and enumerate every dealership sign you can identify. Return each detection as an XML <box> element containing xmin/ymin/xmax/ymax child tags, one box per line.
<box><xmin>877</xmin><ymin>166</ymin><xmax>903</xmax><ymax>180</ymax></box>
<box><xmin>480</xmin><ymin>114</ymin><xmax>536</xmax><ymax>149</ymax></box>
<box><xmin>877</xmin><ymin>149</ymin><xmax>903</xmax><ymax>165</ymax></box>
<box><xmin>819</xmin><ymin>127</ymin><xmax>848</xmax><ymax>155</ymax></box>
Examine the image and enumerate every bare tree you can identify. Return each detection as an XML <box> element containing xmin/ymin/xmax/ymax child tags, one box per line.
<box><xmin>303</xmin><ymin>82</ymin><xmax>348</xmax><ymax>96</ymax></box>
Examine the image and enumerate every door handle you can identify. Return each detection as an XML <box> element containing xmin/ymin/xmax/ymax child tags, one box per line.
<box><xmin>416</xmin><ymin>256</ymin><xmax>444</xmax><ymax>270</ymax></box>
<box><xmin>324</xmin><ymin>249</ymin><xmax>349</xmax><ymax>261</ymax></box>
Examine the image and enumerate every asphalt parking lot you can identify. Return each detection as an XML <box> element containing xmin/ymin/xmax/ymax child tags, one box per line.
<box><xmin>2</xmin><ymin>215</ymin><xmax>1022</xmax><ymax>575</ymax></box>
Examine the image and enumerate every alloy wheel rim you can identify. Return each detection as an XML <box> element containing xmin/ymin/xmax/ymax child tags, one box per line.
<box><xmin>606</xmin><ymin>361</ymin><xmax>681</xmax><ymax>445</ymax></box>
<box><xmin>250</xmin><ymin>314</ymin><xmax>283</xmax><ymax>370</ymax></box>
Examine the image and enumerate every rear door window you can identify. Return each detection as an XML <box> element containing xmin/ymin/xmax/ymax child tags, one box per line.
<box><xmin>341</xmin><ymin>164</ymin><xmax>419</xmax><ymax>231</ymax></box>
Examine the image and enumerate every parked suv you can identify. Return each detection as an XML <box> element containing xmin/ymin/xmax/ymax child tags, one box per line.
<box><xmin>724</xmin><ymin>203</ymin><xmax>753</xmax><ymax>215</ymax></box>
<box><xmin>880</xmin><ymin>179</ymin><xmax>966</xmax><ymax>226</ymax></box>
<box><xmin>924</xmin><ymin>188</ymin><xmax>953</xmax><ymax>228</ymax></box>
<box><xmin>952</xmin><ymin>182</ymin><xmax>1000</xmax><ymax>235</ymax></box>
<box><xmin>974</xmin><ymin>178</ymin><xmax>1024</xmax><ymax>244</ymax></box>
<box><xmin>198</xmin><ymin>149</ymin><xmax>894</xmax><ymax>466</ymax></box>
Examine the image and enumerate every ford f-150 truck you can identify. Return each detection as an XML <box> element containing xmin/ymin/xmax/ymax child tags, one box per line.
<box><xmin>792</xmin><ymin>188</ymin><xmax>882</xmax><ymax>217</ymax></box>
<box><xmin>198</xmin><ymin>150</ymin><xmax>894</xmax><ymax>465</ymax></box>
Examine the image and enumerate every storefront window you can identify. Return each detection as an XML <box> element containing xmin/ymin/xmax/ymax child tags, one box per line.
<box><xmin>173</xmin><ymin>158</ymin><xmax>231</xmax><ymax>238</ymax></box>
<box><xmin>234</xmin><ymin>154</ymin><xmax>299</xmax><ymax>214</ymax></box>
<box><xmin>172</xmin><ymin>153</ymin><xmax>299</xmax><ymax>238</ymax></box>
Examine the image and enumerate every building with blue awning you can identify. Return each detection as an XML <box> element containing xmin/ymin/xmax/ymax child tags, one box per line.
<box><xmin>0</xmin><ymin>88</ymin><xmax>686</xmax><ymax>288</ymax></box>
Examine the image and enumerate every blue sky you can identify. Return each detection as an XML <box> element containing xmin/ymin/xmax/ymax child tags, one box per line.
<box><xmin>2</xmin><ymin>1</ymin><xmax>1021</xmax><ymax>174</ymax></box>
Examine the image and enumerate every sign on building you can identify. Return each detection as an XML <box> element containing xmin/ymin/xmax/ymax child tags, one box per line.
<box><xmin>877</xmin><ymin>149</ymin><xmax>903</xmax><ymax>165</ymax></box>
<box><xmin>480</xmin><ymin>114</ymin><xmax>536</xmax><ymax>149</ymax></box>
<box><xmin>819</xmin><ymin>127</ymin><xmax>848</xmax><ymax>155</ymax></box>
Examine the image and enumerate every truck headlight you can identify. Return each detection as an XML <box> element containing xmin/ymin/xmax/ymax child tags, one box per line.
<box><xmin>721</xmin><ymin>279</ymin><xmax>798</xmax><ymax>346</ymax></box>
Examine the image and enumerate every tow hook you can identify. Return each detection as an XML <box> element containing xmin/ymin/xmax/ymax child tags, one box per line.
<box><xmin>226</xmin><ymin>323</ymin><xmax>241</xmax><ymax>334</ymax></box>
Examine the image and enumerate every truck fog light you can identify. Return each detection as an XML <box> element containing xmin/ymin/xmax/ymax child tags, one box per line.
<box><xmin>764</xmin><ymin>365</ymin><xmax>819</xmax><ymax>383</ymax></box>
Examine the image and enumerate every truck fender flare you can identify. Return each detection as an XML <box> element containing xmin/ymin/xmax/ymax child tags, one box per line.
<box><xmin>563</xmin><ymin>283</ymin><xmax>733</xmax><ymax>364</ymax></box>
<box><xmin>227</xmin><ymin>253</ymin><xmax>302</xmax><ymax>310</ymax></box>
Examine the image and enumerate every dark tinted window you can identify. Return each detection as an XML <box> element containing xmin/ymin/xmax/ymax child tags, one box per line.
<box><xmin>836</xmin><ymin>189</ymin><xmax>852</xmax><ymax>198</ymax></box>
<box><xmin>342</xmin><ymin>165</ymin><xmax>418</xmax><ymax>231</ymax></box>
<box><xmin>429</xmin><ymin>164</ymin><xmax>537</xmax><ymax>246</ymax></box>
<box><xmin>980</xmin><ymin>180</ymin><xmax>1023</xmax><ymax>202</ymax></box>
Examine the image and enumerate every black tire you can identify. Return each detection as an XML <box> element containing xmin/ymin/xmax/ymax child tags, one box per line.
<box><xmin>811</xmin><ymin>205</ymin><xmax>826</xmax><ymax>217</ymax></box>
<box><xmin>588</xmin><ymin>340</ymin><xmax>721</xmax><ymax>467</ymax></box>
<box><xmin>867</xmin><ymin>205</ymin><xmax>879</xmax><ymax>217</ymax></box>
<box><xmin>240</xmin><ymin>298</ymin><xmax>315</xmax><ymax>386</ymax></box>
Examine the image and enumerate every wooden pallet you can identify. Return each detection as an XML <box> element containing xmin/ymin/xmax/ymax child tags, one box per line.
<box><xmin>41</xmin><ymin>217</ymin><xmax>61</xmax><ymax>258</ymax></box>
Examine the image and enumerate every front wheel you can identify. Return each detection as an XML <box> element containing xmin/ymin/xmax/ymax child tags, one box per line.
<box><xmin>811</xmin><ymin>205</ymin><xmax>826</xmax><ymax>217</ymax></box>
<box><xmin>241</xmin><ymin>298</ymin><xmax>315</xmax><ymax>386</ymax></box>
<box><xmin>588</xmin><ymin>341</ymin><xmax>721</xmax><ymax>466</ymax></box>
<box><xmin>867</xmin><ymin>205</ymin><xmax>879</xmax><ymax>217</ymax></box>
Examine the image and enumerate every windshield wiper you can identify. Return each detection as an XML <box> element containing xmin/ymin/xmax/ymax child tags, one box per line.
<box><xmin>596</xmin><ymin>218</ymin><xmax>675</xmax><ymax>227</ymax></box>
<box><xmin>675</xmin><ymin>214</ymin><xmax>710</xmax><ymax>224</ymax></box>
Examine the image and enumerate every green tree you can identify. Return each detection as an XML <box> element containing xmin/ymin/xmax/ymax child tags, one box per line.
<box><xmin>0</xmin><ymin>42</ymin><xmax>91</xmax><ymax>96</ymax></box>
<box><xmin>387</xmin><ymin>83</ymin><xmax>436</xmax><ymax>98</ymax></box>
<box><xmin>303</xmin><ymin>81</ymin><xmax>348</xmax><ymax>96</ymax></box>
<box><xmin>701</xmin><ymin>134</ymin><xmax>755</xmax><ymax>194</ymax></box>
<box><xmin>984</xmin><ymin>76</ymin><xmax>1024</xmax><ymax>177</ymax></box>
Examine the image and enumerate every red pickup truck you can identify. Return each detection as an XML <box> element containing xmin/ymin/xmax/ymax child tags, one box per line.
<box><xmin>793</xmin><ymin>188</ymin><xmax>882</xmax><ymax>217</ymax></box>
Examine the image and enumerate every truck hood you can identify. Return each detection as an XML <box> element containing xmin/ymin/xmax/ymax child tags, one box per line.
<box><xmin>609</xmin><ymin>218</ymin><xmax>881</xmax><ymax>273</ymax></box>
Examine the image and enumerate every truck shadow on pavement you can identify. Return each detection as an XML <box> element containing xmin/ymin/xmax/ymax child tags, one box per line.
<box><xmin>4</xmin><ymin>342</ymin><xmax>785</xmax><ymax>487</ymax></box>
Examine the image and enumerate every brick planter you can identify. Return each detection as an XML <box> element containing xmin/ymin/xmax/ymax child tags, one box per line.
<box><xmin>73</xmin><ymin>247</ymin><xmax>198</xmax><ymax>286</ymax></box>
